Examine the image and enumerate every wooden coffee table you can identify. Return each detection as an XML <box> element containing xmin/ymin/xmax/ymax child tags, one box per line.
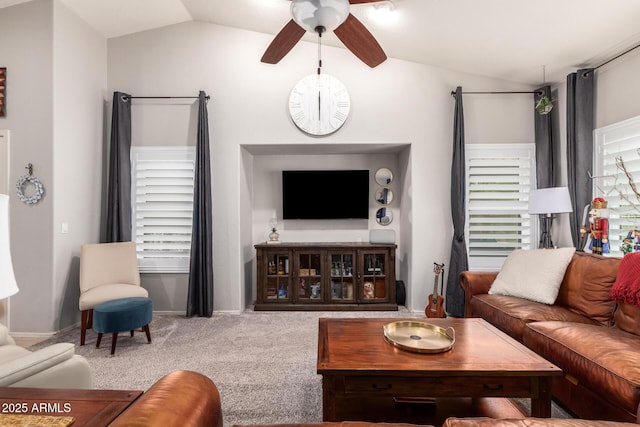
<box><xmin>317</xmin><ymin>317</ymin><xmax>562</xmax><ymax>423</ymax></box>
<box><xmin>0</xmin><ymin>387</ymin><xmax>142</xmax><ymax>426</ymax></box>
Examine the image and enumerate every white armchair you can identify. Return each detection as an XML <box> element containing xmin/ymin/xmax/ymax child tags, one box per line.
<box><xmin>0</xmin><ymin>323</ymin><xmax>91</xmax><ymax>388</ymax></box>
<box><xmin>79</xmin><ymin>241</ymin><xmax>148</xmax><ymax>345</ymax></box>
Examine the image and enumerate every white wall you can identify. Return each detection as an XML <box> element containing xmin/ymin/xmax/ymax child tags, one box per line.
<box><xmin>108</xmin><ymin>21</ymin><xmax>534</xmax><ymax>313</ymax></box>
<box><xmin>0</xmin><ymin>0</ymin><xmax>55</xmax><ymax>332</ymax></box>
<box><xmin>52</xmin><ymin>0</ymin><xmax>107</xmax><ymax>330</ymax></box>
<box><xmin>0</xmin><ymin>0</ymin><xmax>106</xmax><ymax>333</ymax></box>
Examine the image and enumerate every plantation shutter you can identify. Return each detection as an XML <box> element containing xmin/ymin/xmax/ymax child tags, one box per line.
<box><xmin>593</xmin><ymin>116</ymin><xmax>640</xmax><ymax>257</ymax></box>
<box><xmin>466</xmin><ymin>144</ymin><xmax>537</xmax><ymax>270</ymax></box>
<box><xmin>131</xmin><ymin>147</ymin><xmax>196</xmax><ymax>272</ymax></box>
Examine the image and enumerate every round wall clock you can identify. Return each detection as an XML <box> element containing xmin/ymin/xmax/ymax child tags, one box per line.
<box><xmin>288</xmin><ymin>73</ymin><xmax>351</xmax><ymax>136</ymax></box>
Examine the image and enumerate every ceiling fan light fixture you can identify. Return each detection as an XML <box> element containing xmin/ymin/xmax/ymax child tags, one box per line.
<box><xmin>291</xmin><ymin>0</ymin><xmax>350</xmax><ymax>33</ymax></box>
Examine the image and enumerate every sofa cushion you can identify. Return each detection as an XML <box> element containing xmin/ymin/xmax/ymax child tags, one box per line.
<box><xmin>555</xmin><ymin>252</ymin><xmax>620</xmax><ymax>326</ymax></box>
<box><xmin>614</xmin><ymin>302</ymin><xmax>640</xmax><ymax>336</ymax></box>
<box><xmin>523</xmin><ymin>321</ymin><xmax>640</xmax><ymax>417</ymax></box>
<box><xmin>470</xmin><ymin>294</ymin><xmax>596</xmax><ymax>342</ymax></box>
<box><xmin>488</xmin><ymin>248</ymin><xmax>575</xmax><ymax>305</ymax></box>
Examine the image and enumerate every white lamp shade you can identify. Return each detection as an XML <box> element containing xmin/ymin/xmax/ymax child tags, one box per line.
<box><xmin>0</xmin><ymin>195</ymin><xmax>19</xmax><ymax>299</ymax></box>
<box><xmin>291</xmin><ymin>0</ymin><xmax>350</xmax><ymax>33</ymax></box>
<box><xmin>528</xmin><ymin>187</ymin><xmax>573</xmax><ymax>215</ymax></box>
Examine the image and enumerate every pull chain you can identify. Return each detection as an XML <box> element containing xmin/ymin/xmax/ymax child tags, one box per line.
<box><xmin>316</xmin><ymin>26</ymin><xmax>325</xmax><ymax>76</ymax></box>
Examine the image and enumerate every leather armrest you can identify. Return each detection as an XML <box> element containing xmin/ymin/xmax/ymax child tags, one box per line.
<box><xmin>459</xmin><ymin>271</ymin><xmax>498</xmax><ymax>318</ymax></box>
<box><xmin>110</xmin><ymin>370</ymin><xmax>223</xmax><ymax>427</ymax></box>
<box><xmin>0</xmin><ymin>343</ymin><xmax>74</xmax><ymax>387</ymax></box>
<box><xmin>443</xmin><ymin>417</ymin><xmax>637</xmax><ymax>426</ymax></box>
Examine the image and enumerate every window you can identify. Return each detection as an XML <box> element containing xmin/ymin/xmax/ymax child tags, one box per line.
<box><xmin>131</xmin><ymin>147</ymin><xmax>196</xmax><ymax>273</ymax></box>
<box><xmin>466</xmin><ymin>143</ymin><xmax>537</xmax><ymax>270</ymax></box>
<box><xmin>593</xmin><ymin>115</ymin><xmax>640</xmax><ymax>257</ymax></box>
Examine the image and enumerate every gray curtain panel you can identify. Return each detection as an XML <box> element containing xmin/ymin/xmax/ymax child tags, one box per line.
<box><xmin>106</xmin><ymin>92</ymin><xmax>132</xmax><ymax>243</ymax></box>
<box><xmin>187</xmin><ymin>91</ymin><xmax>214</xmax><ymax>317</ymax></box>
<box><xmin>566</xmin><ymin>69</ymin><xmax>594</xmax><ymax>249</ymax></box>
<box><xmin>445</xmin><ymin>86</ymin><xmax>468</xmax><ymax>318</ymax></box>
<box><xmin>534</xmin><ymin>85</ymin><xmax>555</xmax><ymax>247</ymax></box>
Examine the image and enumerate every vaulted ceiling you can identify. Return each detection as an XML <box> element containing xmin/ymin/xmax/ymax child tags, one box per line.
<box><xmin>3</xmin><ymin>0</ymin><xmax>640</xmax><ymax>85</ymax></box>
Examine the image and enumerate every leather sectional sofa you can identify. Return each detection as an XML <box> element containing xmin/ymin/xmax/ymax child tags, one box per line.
<box><xmin>460</xmin><ymin>251</ymin><xmax>640</xmax><ymax>424</ymax></box>
<box><xmin>109</xmin><ymin>370</ymin><xmax>637</xmax><ymax>426</ymax></box>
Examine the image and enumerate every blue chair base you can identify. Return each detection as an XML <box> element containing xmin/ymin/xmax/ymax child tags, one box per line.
<box><xmin>93</xmin><ymin>297</ymin><xmax>152</xmax><ymax>355</ymax></box>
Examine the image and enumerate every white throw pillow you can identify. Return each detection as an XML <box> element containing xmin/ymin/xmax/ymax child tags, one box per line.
<box><xmin>488</xmin><ymin>247</ymin><xmax>576</xmax><ymax>304</ymax></box>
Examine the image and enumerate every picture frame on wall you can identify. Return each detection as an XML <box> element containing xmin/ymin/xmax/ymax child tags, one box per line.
<box><xmin>0</xmin><ymin>68</ymin><xmax>5</xmax><ymax>117</ymax></box>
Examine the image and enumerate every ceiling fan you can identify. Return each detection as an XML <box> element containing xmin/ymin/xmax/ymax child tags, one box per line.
<box><xmin>261</xmin><ymin>0</ymin><xmax>388</xmax><ymax>68</ymax></box>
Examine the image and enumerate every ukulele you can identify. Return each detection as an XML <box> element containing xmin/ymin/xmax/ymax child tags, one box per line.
<box><xmin>425</xmin><ymin>262</ymin><xmax>446</xmax><ymax>318</ymax></box>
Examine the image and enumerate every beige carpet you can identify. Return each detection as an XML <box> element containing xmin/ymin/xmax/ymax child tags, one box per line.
<box><xmin>31</xmin><ymin>310</ymin><xmax>570</xmax><ymax>426</ymax></box>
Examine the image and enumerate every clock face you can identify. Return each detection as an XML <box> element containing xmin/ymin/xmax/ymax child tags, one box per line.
<box><xmin>288</xmin><ymin>74</ymin><xmax>351</xmax><ymax>136</ymax></box>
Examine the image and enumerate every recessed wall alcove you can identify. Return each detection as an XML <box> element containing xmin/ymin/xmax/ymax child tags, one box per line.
<box><xmin>239</xmin><ymin>143</ymin><xmax>413</xmax><ymax>310</ymax></box>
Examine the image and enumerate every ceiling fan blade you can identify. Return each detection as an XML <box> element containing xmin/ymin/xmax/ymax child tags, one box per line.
<box><xmin>348</xmin><ymin>0</ymin><xmax>386</xmax><ymax>3</ymax></box>
<box><xmin>261</xmin><ymin>19</ymin><xmax>306</xmax><ymax>64</ymax></box>
<box><xmin>334</xmin><ymin>13</ymin><xmax>387</xmax><ymax>68</ymax></box>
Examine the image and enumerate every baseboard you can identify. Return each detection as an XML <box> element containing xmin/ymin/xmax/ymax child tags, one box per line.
<box><xmin>154</xmin><ymin>310</ymin><xmax>243</xmax><ymax>315</ymax></box>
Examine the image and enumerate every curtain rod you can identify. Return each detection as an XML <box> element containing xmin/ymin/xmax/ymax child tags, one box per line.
<box><xmin>123</xmin><ymin>95</ymin><xmax>210</xmax><ymax>101</ymax></box>
<box><xmin>592</xmin><ymin>42</ymin><xmax>640</xmax><ymax>72</ymax></box>
<box><xmin>451</xmin><ymin>90</ymin><xmax>543</xmax><ymax>97</ymax></box>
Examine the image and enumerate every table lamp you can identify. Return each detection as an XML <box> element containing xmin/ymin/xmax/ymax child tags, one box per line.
<box><xmin>0</xmin><ymin>194</ymin><xmax>19</xmax><ymax>301</ymax></box>
<box><xmin>528</xmin><ymin>187</ymin><xmax>573</xmax><ymax>249</ymax></box>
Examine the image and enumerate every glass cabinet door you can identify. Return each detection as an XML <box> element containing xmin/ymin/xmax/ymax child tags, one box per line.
<box><xmin>329</xmin><ymin>252</ymin><xmax>355</xmax><ymax>303</ymax></box>
<box><xmin>360</xmin><ymin>251</ymin><xmax>389</xmax><ymax>302</ymax></box>
<box><xmin>295</xmin><ymin>252</ymin><xmax>323</xmax><ymax>303</ymax></box>
<box><xmin>264</xmin><ymin>252</ymin><xmax>291</xmax><ymax>302</ymax></box>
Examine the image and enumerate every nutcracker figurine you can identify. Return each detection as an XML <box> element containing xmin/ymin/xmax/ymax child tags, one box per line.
<box><xmin>580</xmin><ymin>197</ymin><xmax>610</xmax><ymax>255</ymax></box>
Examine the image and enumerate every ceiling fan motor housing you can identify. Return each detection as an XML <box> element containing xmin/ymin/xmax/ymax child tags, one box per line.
<box><xmin>291</xmin><ymin>0</ymin><xmax>350</xmax><ymax>33</ymax></box>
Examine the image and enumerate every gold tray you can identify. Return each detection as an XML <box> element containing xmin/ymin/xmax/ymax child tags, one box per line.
<box><xmin>383</xmin><ymin>321</ymin><xmax>455</xmax><ymax>354</ymax></box>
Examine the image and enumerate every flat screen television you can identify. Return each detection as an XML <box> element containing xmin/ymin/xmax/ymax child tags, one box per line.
<box><xmin>282</xmin><ymin>170</ymin><xmax>369</xmax><ymax>220</ymax></box>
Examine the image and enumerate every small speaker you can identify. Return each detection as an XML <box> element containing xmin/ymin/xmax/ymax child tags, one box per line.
<box><xmin>396</xmin><ymin>280</ymin><xmax>406</xmax><ymax>306</ymax></box>
<box><xmin>369</xmin><ymin>229</ymin><xmax>395</xmax><ymax>244</ymax></box>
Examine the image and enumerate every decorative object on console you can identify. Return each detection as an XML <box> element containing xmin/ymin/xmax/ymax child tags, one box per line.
<box><xmin>261</xmin><ymin>0</ymin><xmax>387</xmax><ymax>68</ymax></box>
<box><xmin>0</xmin><ymin>194</ymin><xmax>19</xmax><ymax>300</ymax></box>
<box><xmin>369</xmin><ymin>229</ymin><xmax>395</xmax><ymax>244</ymax></box>
<box><xmin>15</xmin><ymin>163</ymin><xmax>44</xmax><ymax>205</ymax></box>
<box><xmin>363</xmin><ymin>281</ymin><xmax>374</xmax><ymax>299</ymax></box>
<box><xmin>267</xmin><ymin>216</ymin><xmax>280</xmax><ymax>243</ymax></box>
<box><xmin>528</xmin><ymin>186</ymin><xmax>573</xmax><ymax>248</ymax></box>
<box><xmin>488</xmin><ymin>247</ymin><xmax>575</xmax><ymax>304</ymax></box>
